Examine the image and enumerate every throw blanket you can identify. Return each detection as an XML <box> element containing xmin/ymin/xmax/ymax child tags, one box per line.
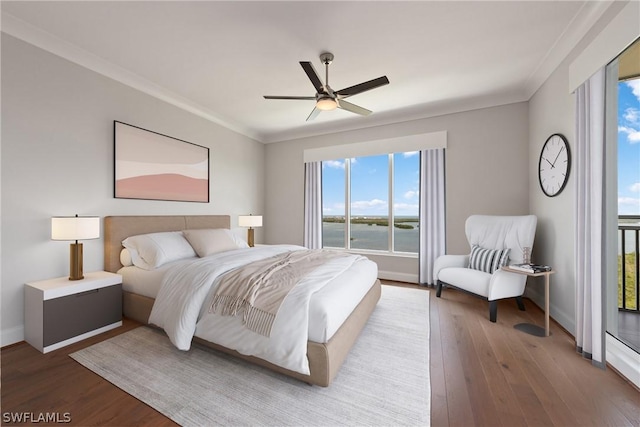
<box><xmin>149</xmin><ymin>245</ymin><xmax>367</xmax><ymax>374</ymax></box>
<box><xmin>210</xmin><ymin>250</ymin><xmax>348</xmax><ymax>337</ymax></box>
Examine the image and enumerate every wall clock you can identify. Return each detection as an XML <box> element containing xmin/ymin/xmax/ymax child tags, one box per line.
<box><xmin>538</xmin><ymin>133</ymin><xmax>570</xmax><ymax>197</ymax></box>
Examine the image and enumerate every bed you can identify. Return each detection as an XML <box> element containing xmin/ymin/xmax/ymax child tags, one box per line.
<box><xmin>104</xmin><ymin>215</ymin><xmax>381</xmax><ymax>387</ymax></box>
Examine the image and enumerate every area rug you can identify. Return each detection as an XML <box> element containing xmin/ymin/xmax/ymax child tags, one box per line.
<box><xmin>70</xmin><ymin>285</ymin><xmax>430</xmax><ymax>426</ymax></box>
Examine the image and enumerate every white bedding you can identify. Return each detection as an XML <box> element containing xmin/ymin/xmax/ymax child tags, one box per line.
<box><xmin>118</xmin><ymin>247</ymin><xmax>377</xmax><ymax>344</ymax></box>
<box><xmin>132</xmin><ymin>245</ymin><xmax>376</xmax><ymax>375</ymax></box>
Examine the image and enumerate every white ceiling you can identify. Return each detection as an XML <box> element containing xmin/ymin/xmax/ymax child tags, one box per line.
<box><xmin>1</xmin><ymin>1</ymin><xmax>611</xmax><ymax>143</ymax></box>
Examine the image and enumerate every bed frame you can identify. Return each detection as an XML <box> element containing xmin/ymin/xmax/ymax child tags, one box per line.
<box><xmin>104</xmin><ymin>215</ymin><xmax>381</xmax><ymax>387</ymax></box>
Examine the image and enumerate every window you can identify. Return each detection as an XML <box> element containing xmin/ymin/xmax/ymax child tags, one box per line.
<box><xmin>321</xmin><ymin>159</ymin><xmax>346</xmax><ymax>248</ymax></box>
<box><xmin>322</xmin><ymin>152</ymin><xmax>420</xmax><ymax>254</ymax></box>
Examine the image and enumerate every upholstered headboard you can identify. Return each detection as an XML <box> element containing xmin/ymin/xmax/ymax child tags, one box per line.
<box><xmin>103</xmin><ymin>215</ymin><xmax>231</xmax><ymax>273</ymax></box>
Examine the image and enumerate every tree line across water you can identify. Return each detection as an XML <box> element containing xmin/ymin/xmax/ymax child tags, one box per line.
<box><xmin>323</xmin><ymin>216</ymin><xmax>418</xmax><ymax>230</ymax></box>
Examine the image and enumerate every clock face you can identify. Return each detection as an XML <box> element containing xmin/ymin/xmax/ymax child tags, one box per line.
<box><xmin>539</xmin><ymin>134</ymin><xmax>570</xmax><ymax>197</ymax></box>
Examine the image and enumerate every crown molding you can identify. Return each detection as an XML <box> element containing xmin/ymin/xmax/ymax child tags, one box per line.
<box><xmin>1</xmin><ymin>12</ymin><xmax>262</xmax><ymax>142</ymax></box>
<box><xmin>262</xmin><ymin>90</ymin><xmax>528</xmax><ymax>143</ymax></box>
<box><xmin>1</xmin><ymin>2</ymin><xmax>614</xmax><ymax>145</ymax></box>
<box><xmin>523</xmin><ymin>0</ymin><xmax>613</xmax><ymax>99</ymax></box>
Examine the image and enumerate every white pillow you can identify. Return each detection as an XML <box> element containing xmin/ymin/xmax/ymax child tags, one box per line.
<box><xmin>122</xmin><ymin>231</ymin><xmax>196</xmax><ymax>270</ymax></box>
<box><xmin>229</xmin><ymin>228</ymin><xmax>250</xmax><ymax>249</ymax></box>
<box><xmin>182</xmin><ymin>228</ymin><xmax>245</xmax><ymax>257</ymax></box>
<box><xmin>120</xmin><ymin>248</ymin><xmax>134</xmax><ymax>267</ymax></box>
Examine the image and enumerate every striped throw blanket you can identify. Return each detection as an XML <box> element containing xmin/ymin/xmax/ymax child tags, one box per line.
<box><xmin>210</xmin><ymin>250</ymin><xmax>347</xmax><ymax>337</ymax></box>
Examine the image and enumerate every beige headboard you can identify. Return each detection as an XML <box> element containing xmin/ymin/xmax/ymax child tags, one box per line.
<box><xmin>104</xmin><ymin>215</ymin><xmax>231</xmax><ymax>273</ymax></box>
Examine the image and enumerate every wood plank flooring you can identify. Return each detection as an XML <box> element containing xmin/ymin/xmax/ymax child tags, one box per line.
<box><xmin>2</xmin><ymin>283</ymin><xmax>638</xmax><ymax>426</ymax></box>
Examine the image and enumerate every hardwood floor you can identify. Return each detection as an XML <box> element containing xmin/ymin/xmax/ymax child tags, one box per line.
<box><xmin>2</xmin><ymin>283</ymin><xmax>638</xmax><ymax>426</ymax></box>
<box><xmin>425</xmin><ymin>282</ymin><xmax>639</xmax><ymax>427</ymax></box>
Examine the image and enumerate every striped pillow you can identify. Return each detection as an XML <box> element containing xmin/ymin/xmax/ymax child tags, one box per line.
<box><xmin>468</xmin><ymin>245</ymin><xmax>510</xmax><ymax>274</ymax></box>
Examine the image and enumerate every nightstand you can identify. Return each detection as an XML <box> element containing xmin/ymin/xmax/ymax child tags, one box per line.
<box><xmin>25</xmin><ymin>271</ymin><xmax>122</xmax><ymax>353</ymax></box>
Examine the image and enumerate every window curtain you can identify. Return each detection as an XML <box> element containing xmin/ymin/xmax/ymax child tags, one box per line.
<box><xmin>303</xmin><ymin>161</ymin><xmax>322</xmax><ymax>249</ymax></box>
<box><xmin>419</xmin><ymin>148</ymin><xmax>446</xmax><ymax>286</ymax></box>
<box><xmin>574</xmin><ymin>68</ymin><xmax>606</xmax><ymax>367</ymax></box>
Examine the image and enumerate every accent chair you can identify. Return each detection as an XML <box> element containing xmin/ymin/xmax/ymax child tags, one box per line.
<box><xmin>433</xmin><ymin>215</ymin><xmax>537</xmax><ymax>322</ymax></box>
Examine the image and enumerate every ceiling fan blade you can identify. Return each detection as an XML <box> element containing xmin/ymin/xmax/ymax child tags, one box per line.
<box><xmin>300</xmin><ymin>62</ymin><xmax>325</xmax><ymax>93</ymax></box>
<box><xmin>337</xmin><ymin>99</ymin><xmax>372</xmax><ymax>116</ymax></box>
<box><xmin>336</xmin><ymin>76</ymin><xmax>389</xmax><ymax>97</ymax></box>
<box><xmin>306</xmin><ymin>107</ymin><xmax>321</xmax><ymax>121</ymax></box>
<box><xmin>264</xmin><ymin>96</ymin><xmax>316</xmax><ymax>100</ymax></box>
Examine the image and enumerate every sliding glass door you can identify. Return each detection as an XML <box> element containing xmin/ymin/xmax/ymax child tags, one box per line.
<box><xmin>605</xmin><ymin>38</ymin><xmax>640</xmax><ymax>355</ymax></box>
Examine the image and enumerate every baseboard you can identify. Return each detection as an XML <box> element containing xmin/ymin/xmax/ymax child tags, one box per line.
<box><xmin>525</xmin><ymin>287</ymin><xmax>575</xmax><ymax>335</ymax></box>
<box><xmin>1</xmin><ymin>325</ymin><xmax>24</xmax><ymax>347</ymax></box>
<box><xmin>378</xmin><ymin>271</ymin><xmax>418</xmax><ymax>284</ymax></box>
<box><xmin>606</xmin><ymin>333</ymin><xmax>640</xmax><ymax>389</ymax></box>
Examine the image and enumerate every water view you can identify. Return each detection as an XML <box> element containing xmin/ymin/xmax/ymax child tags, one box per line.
<box><xmin>619</xmin><ymin>218</ymin><xmax>640</xmax><ymax>254</ymax></box>
<box><xmin>322</xmin><ymin>216</ymin><xmax>419</xmax><ymax>253</ymax></box>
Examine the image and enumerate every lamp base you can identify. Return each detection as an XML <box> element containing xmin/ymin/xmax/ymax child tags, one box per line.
<box><xmin>69</xmin><ymin>242</ymin><xmax>84</xmax><ymax>281</ymax></box>
<box><xmin>247</xmin><ymin>228</ymin><xmax>255</xmax><ymax>247</ymax></box>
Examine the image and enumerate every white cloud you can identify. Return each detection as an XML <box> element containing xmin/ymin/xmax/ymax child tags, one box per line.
<box><xmin>351</xmin><ymin>199</ymin><xmax>387</xmax><ymax>210</ymax></box>
<box><xmin>403</xmin><ymin>151</ymin><xmax>419</xmax><ymax>158</ymax></box>
<box><xmin>322</xmin><ymin>202</ymin><xmax>345</xmax><ymax>214</ymax></box>
<box><xmin>626</xmin><ymin>80</ymin><xmax>640</xmax><ymax>101</ymax></box>
<box><xmin>619</xmin><ymin>197</ymin><xmax>640</xmax><ymax>207</ymax></box>
<box><xmin>619</xmin><ymin>125</ymin><xmax>640</xmax><ymax>143</ymax></box>
<box><xmin>404</xmin><ymin>190</ymin><xmax>419</xmax><ymax>199</ymax></box>
<box><xmin>393</xmin><ymin>203</ymin><xmax>419</xmax><ymax>215</ymax></box>
<box><xmin>619</xmin><ymin>197</ymin><xmax>640</xmax><ymax>215</ymax></box>
<box><xmin>323</xmin><ymin>160</ymin><xmax>345</xmax><ymax>169</ymax></box>
<box><xmin>624</xmin><ymin>107</ymin><xmax>640</xmax><ymax>124</ymax></box>
<box><xmin>630</xmin><ymin>183</ymin><xmax>640</xmax><ymax>192</ymax></box>
<box><xmin>350</xmin><ymin>199</ymin><xmax>388</xmax><ymax>215</ymax></box>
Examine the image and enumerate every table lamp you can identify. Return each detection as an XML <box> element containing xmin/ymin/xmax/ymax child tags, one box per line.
<box><xmin>51</xmin><ymin>215</ymin><xmax>100</xmax><ymax>280</ymax></box>
<box><xmin>238</xmin><ymin>214</ymin><xmax>262</xmax><ymax>247</ymax></box>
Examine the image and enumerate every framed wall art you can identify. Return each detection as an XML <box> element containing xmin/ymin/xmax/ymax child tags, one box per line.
<box><xmin>114</xmin><ymin>121</ymin><xmax>209</xmax><ymax>203</ymax></box>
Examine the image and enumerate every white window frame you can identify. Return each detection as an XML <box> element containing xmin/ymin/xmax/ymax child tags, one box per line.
<box><xmin>325</xmin><ymin>152</ymin><xmax>417</xmax><ymax>254</ymax></box>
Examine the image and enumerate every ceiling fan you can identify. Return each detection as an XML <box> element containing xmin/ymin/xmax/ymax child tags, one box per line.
<box><xmin>264</xmin><ymin>52</ymin><xmax>389</xmax><ymax>121</ymax></box>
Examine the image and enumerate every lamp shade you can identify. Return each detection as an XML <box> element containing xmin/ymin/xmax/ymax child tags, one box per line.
<box><xmin>51</xmin><ymin>216</ymin><xmax>100</xmax><ymax>241</ymax></box>
<box><xmin>238</xmin><ymin>215</ymin><xmax>263</xmax><ymax>228</ymax></box>
<box><xmin>316</xmin><ymin>97</ymin><xmax>337</xmax><ymax>111</ymax></box>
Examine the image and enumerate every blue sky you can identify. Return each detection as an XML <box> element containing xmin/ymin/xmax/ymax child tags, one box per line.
<box><xmin>618</xmin><ymin>78</ymin><xmax>640</xmax><ymax>216</ymax></box>
<box><xmin>323</xmin><ymin>79</ymin><xmax>640</xmax><ymax>218</ymax></box>
<box><xmin>322</xmin><ymin>152</ymin><xmax>420</xmax><ymax>217</ymax></box>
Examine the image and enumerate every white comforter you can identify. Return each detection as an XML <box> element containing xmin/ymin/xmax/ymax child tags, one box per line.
<box><xmin>149</xmin><ymin>245</ymin><xmax>366</xmax><ymax>375</ymax></box>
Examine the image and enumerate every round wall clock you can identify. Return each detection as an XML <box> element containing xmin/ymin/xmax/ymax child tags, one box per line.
<box><xmin>538</xmin><ymin>133</ymin><xmax>570</xmax><ymax>197</ymax></box>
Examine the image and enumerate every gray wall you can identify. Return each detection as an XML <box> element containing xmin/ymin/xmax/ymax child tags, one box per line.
<box><xmin>527</xmin><ymin>54</ymin><xmax>576</xmax><ymax>332</ymax></box>
<box><xmin>1</xmin><ymin>35</ymin><xmax>265</xmax><ymax>345</ymax></box>
<box><xmin>264</xmin><ymin>102</ymin><xmax>530</xmax><ymax>281</ymax></box>
<box><xmin>527</xmin><ymin>1</ymin><xmax>628</xmax><ymax>334</ymax></box>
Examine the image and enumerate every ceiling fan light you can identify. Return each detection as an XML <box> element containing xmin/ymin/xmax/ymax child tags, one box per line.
<box><xmin>316</xmin><ymin>97</ymin><xmax>337</xmax><ymax>111</ymax></box>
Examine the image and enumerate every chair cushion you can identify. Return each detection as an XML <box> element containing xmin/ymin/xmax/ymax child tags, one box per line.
<box><xmin>438</xmin><ymin>267</ymin><xmax>492</xmax><ymax>298</ymax></box>
<box><xmin>468</xmin><ymin>245</ymin><xmax>510</xmax><ymax>274</ymax></box>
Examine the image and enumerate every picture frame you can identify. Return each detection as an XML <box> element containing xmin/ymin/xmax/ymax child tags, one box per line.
<box><xmin>114</xmin><ymin>121</ymin><xmax>210</xmax><ymax>203</ymax></box>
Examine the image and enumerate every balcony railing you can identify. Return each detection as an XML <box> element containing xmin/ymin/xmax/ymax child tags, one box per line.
<box><xmin>619</xmin><ymin>215</ymin><xmax>639</xmax><ymax>312</ymax></box>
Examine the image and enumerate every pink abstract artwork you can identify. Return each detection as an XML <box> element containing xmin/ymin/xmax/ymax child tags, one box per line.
<box><xmin>114</xmin><ymin>122</ymin><xmax>209</xmax><ymax>202</ymax></box>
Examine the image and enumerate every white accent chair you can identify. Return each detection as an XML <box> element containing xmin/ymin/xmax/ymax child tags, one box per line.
<box><xmin>433</xmin><ymin>215</ymin><xmax>537</xmax><ymax>322</ymax></box>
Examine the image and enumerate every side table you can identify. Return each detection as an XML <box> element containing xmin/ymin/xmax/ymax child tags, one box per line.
<box><xmin>501</xmin><ymin>266</ymin><xmax>555</xmax><ymax>337</ymax></box>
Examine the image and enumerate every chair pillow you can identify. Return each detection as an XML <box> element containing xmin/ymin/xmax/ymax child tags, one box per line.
<box><xmin>468</xmin><ymin>245</ymin><xmax>510</xmax><ymax>274</ymax></box>
<box><xmin>122</xmin><ymin>231</ymin><xmax>196</xmax><ymax>270</ymax></box>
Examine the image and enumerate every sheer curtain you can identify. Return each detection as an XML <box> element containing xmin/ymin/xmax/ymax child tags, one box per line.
<box><xmin>303</xmin><ymin>162</ymin><xmax>322</xmax><ymax>249</ymax></box>
<box><xmin>419</xmin><ymin>148</ymin><xmax>446</xmax><ymax>286</ymax></box>
<box><xmin>574</xmin><ymin>68</ymin><xmax>606</xmax><ymax>367</ymax></box>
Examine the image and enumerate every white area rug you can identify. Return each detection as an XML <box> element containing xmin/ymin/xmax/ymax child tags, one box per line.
<box><xmin>71</xmin><ymin>285</ymin><xmax>430</xmax><ymax>426</ymax></box>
